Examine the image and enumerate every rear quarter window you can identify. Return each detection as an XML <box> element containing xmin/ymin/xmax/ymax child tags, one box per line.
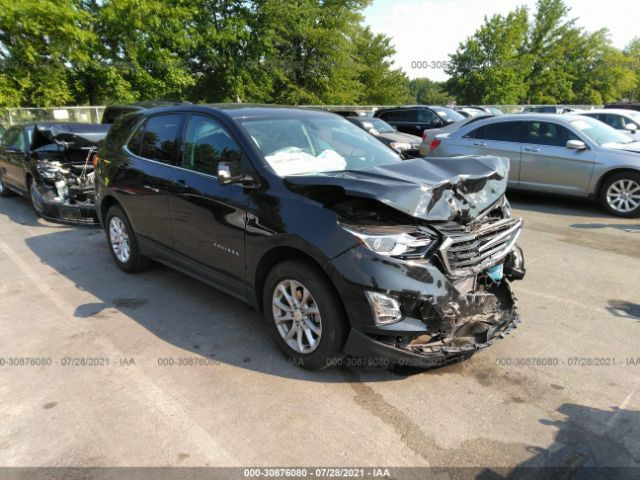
<box><xmin>106</xmin><ymin>113</ymin><xmax>144</xmax><ymax>154</ymax></box>
<box><xmin>139</xmin><ymin>114</ymin><xmax>185</xmax><ymax>164</ymax></box>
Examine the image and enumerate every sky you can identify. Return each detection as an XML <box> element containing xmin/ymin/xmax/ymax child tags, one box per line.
<box><xmin>363</xmin><ymin>0</ymin><xmax>639</xmax><ymax>81</ymax></box>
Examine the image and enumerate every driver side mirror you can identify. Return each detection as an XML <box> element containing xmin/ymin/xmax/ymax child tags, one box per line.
<box><xmin>625</xmin><ymin>123</ymin><xmax>637</xmax><ymax>134</ymax></box>
<box><xmin>217</xmin><ymin>161</ymin><xmax>256</xmax><ymax>187</ymax></box>
<box><xmin>566</xmin><ymin>140</ymin><xmax>587</xmax><ymax>150</ymax></box>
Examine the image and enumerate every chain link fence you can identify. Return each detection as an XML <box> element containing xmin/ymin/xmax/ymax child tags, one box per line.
<box><xmin>0</xmin><ymin>106</ymin><xmax>105</xmax><ymax>126</ymax></box>
<box><xmin>0</xmin><ymin>104</ymin><xmax>602</xmax><ymax>126</ymax></box>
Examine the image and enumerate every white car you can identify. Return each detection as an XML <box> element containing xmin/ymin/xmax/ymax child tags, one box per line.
<box><xmin>580</xmin><ymin>109</ymin><xmax>640</xmax><ymax>141</ymax></box>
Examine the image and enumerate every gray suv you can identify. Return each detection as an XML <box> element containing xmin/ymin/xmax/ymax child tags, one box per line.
<box><xmin>427</xmin><ymin>114</ymin><xmax>640</xmax><ymax>217</ymax></box>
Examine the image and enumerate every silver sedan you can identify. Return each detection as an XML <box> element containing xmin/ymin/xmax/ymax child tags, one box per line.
<box><xmin>426</xmin><ymin>113</ymin><xmax>640</xmax><ymax>217</ymax></box>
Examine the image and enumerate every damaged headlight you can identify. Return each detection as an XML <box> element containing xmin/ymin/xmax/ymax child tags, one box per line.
<box><xmin>37</xmin><ymin>166</ymin><xmax>63</xmax><ymax>180</ymax></box>
<box><xmin>37</xmin><ymin>161</ymin><xmax>67</xmax><ymax>181</ymax></box>
<box><xmin>342</xmin><ymin>225</ymin><xmax>435</xmax><ymax>258</ymax></box>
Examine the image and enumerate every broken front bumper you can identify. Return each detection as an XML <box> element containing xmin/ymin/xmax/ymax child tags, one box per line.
<box><xmin>329</xmin><ymin>244</ymin><xmax>524</xmax><ymax>367</ymax></box>
<box><xmin>31</xmin><ymin>180</ymin><xmax>98</xmax><ymax>225</ymax></box>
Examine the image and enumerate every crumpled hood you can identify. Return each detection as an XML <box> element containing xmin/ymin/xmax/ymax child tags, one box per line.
<box><xmin>284</xmin><ymin>156</ymin><xmax>509</xmax><ymax>222</ymax></box>
<box><xmin>31</xmin><ymin>123</ymin><xmax>110</xmax><ymax>151</ymax></box>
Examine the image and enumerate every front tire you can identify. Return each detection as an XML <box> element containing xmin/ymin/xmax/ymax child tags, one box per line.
<box><xmin>105</xmin><ymin>205</ymin><xmax>152</xmax><ymax>273</ymax></box>
<box><xmin>0</xmin><ymin>175</ymin><xmax>15</xmax><ymax>198</ymax></box>
<box><xmin>29</xmin><ymin>179</ymin><xmax>44</xmax><ymax>217</ymax></box>
<box><xmin>600</xmin><ymin>172</ymin><xmax>640</xmax><ymax>217</ymax></box>
<box><xmin>263</xmin><ymin>260</ymin><xmax>348</xmax><ymax>370</ymax></box>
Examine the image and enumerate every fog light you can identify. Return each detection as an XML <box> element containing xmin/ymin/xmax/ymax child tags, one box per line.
<box><xmin>365</xmin><ymin>291</ymin><xmax>403</xmax><ymax>325</ymax></box>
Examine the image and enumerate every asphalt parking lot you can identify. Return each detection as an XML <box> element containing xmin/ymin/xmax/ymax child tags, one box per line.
<box><xmin>0</xmin><ymin>192</ymin><xmax>639</xmax><ymax>473</ymax></box>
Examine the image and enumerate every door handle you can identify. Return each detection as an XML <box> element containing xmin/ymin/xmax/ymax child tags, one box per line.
<box><xmin>473</xmin><ymin>142</ymin><xmax>487</xmax><ymax>147</ymax></box>
<box><xmin>524</xmin><ymin>147</ymin><xmax>541</xmax><ymax>152</ymax></box>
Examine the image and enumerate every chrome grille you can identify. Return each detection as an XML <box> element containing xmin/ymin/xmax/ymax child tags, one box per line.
<box><xmin>437</xmin><ymin>218</ymin><xmax>522</xmax><ymax>278</ymax></box>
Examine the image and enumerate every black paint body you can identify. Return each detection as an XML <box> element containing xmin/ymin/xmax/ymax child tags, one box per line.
<box><xmin>96</xmin><ymin>105</ymin><xmax>525</xmax><ymax>366</ymax></box>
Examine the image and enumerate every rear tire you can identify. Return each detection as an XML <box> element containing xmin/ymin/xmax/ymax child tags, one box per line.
<box><xmin>600</xmin><ymin>172</ymin><xmax>640</xmax><ymax>218</ymax></box>
<box><xmin>263</xmin><ymin>260</ymin><xmax>348</xmax><ymax>370</ymax></box>
<box><xmin>105</xmin><ymin>205</ymin><xmax>152</xmax><ymax>273</ymax></box>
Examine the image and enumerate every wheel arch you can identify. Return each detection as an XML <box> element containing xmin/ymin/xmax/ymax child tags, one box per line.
<box><xmin>100</xmin><ymin>195</ymin><xmax>121</xmax><ymax>227</ymax></box>
<box><xmin>253</xmin><ymin>246</ymin><xmax>342</xmax><ymax>313</ymax></box>
<box><xmin>594</xmin><ymin>167</ymin><xmax>640</xmax><ymax>197</ymax></box>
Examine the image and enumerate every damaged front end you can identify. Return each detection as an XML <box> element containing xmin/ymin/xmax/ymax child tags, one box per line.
<box><xmin>29</xmin><ymin>124</ymin><xmax>109</xmax><ymax>224</ymax></box>
<box><xmin>288</xmin><ymin>156</ymin><xmax>526</xmax><ymax>366</ymax></box>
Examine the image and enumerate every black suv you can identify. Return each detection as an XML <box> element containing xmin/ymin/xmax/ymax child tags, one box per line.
<box><xmin>374</xmin><ymin>106</ymin><xmax>464</xmax><ymax>136</ymax></box>
<box><xmin>96</xmin><ymin>104</ymin><xmax>525</xmax><ymax>369</ymax></box>
<box><xmin>101</xmin><ymin>100</ymin><xmax>192</xmax><ymax>124</ymax></box>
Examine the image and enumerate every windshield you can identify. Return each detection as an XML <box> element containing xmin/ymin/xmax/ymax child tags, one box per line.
<box><xmin>570</xmin><ymin>117</ymin><xmax>634</xmax><ymax>145</ymax></box>
<box><xmin>625</xmin><ymin>111</ymin><xmax>640</xmax><ymax>125</ymax></box>
<box><xmin>356</xmin><ymin>118</ymin><xmax>396</xmax><ymax>133</ymax></box>
<box><xmin>433</xmin><ymin>107</ymin><xmax>464</xmax><ymax>123</ymax></box>
<box><xmin>240</xmin><ymin>116</ymin><xmax>402</xmax><ymax>177</ymax></box>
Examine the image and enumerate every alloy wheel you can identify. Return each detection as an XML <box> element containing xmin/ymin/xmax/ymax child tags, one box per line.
<box><xmin>109</xmin><ymin>216</ymin><xmax>131</xmax><ymax>263</ymax></box>
<box><xmin>606</xmin><ymin>179</ymin><xmax>640</xmax><ymax>214</ymax></box>
<box><xmin>272</xmin><ymin>279</ymin><xmax>322</xmax><ymax>354</ymax></box>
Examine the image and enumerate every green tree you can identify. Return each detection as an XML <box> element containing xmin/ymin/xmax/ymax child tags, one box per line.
<box><xmin>524</xmin><ymin>0</ymin><xmax>579</xmax><ymax>103</ymax></box>
<box><xmin>0</xmin><ymin>0</ymin><xmax>95</xmax><ymax>106</ymax></box>
<box><xmin>0</xmin><ymin>0</ymin><xmax>411</xmax><ymax>107</ymax></box>
<box><xmin>445</xmin><ymin>7</ymin><xmax>530</xmax><ymax>104</ymax></box>
<box><xmin>97</xmin><ymin>0</ymin><xmax>196</xmax><ymax>102</ymax></box>
<box><xmin>256</xmin><ymin>0</ymin><xmax>367</xmax><ymax>105</ymax></box>
<box><xmin>623</xmin><ymin>37</ymin><xmax>640</xmax><ymax>101</ymax></box>
<box><xmin>570</xmin><ymin>30</ymin><xmax>637</xmax><ymax>104</ymax></box>
<box><xmin>445</xmin><ymin>0</ymin><xmax>638</xmax><ymax>105</ymax></box>
<box><xmin>354</xmin><ymin>26</ymin><xmax>410</xmax><ymax>105</ymax></box>
<box><xmin>408</xmin><ymin>78</ymin><xmax>452</xmax><ymax>105</ymax></box>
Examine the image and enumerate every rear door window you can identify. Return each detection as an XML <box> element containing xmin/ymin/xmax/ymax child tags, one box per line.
<box><xmin>416</xmin><ymin>109</ymin><xmax>438</xmax><ymax>123</ymax></box>
<box><xmin>472</xmin><ymin>122</ymin><xmax>523</xmax><ymax>142</ymax></box>
<box><xmin>138</xmin><ymin>114</ymin><xmax>185</xmax><ymax>164</ymax></box>
<box><xmin>381</xmin><ymin>110</ymin><xmax>412</xmax><ymax>122</ymax></box>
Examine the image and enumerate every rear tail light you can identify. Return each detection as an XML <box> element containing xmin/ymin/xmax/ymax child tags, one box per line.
<box><xmin>92</xmin><ymin>152</ymin><xmax>100</xmax><ymax>170</ymax></box>
<box><xmin>422</xmin><ymin>130</ymin><xmax>427</xmax><ymax>141</ymax></box>
<box><xmin>430</xmin><ymin>139</ymin><xmax>441</xmax><ymax>150</ymax></box>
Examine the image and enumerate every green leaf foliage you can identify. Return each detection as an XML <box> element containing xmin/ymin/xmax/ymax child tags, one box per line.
<box><xmin>445</xmin><ymin>0</ymin><xmax>637</xmax><ymax>105</ymax></box>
